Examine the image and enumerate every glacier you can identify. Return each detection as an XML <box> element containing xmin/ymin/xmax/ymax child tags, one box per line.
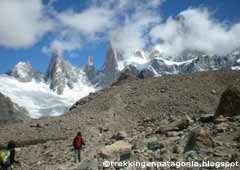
<box><xmin>0</xmin><ymin>75</ymin><xmax>95</xmax><ymax>118</ymax></box>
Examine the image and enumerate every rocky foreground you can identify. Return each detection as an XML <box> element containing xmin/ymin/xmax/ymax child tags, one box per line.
<box><xmin>0</xmin><ymin>71</ymin><xmax>240</xmax><ymax>170</ymax></box>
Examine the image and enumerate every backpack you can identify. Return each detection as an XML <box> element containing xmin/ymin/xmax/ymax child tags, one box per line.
<box><xmin>73</xmin><ymin>136</ymin><xmax>83</xmax><ymax>149</ymax></box>
<box><xmin>0</xmin><ymin>149</ymin><xmax>10</xmax><ymax>165</ymax></box>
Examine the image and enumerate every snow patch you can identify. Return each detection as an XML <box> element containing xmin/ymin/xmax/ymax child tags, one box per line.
<box><xmin>157</xmin><ymin>57</ymin><xmax>198</xmax><ymax>66</ymax></box>
<box><xmin>231</xmin><ymin>66</ymin><xmax>240</xmax><ymax>70</ymax></box>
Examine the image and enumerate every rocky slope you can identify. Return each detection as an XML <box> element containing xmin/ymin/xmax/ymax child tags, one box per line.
<box><xmin>0</xmin><ymin>70</ymin><xmax>240</xmax><ymax>170</ymax></box>
<box><xmin>0</xmin><ymin>92</ymin><xmax>29</xmax><ymax>124</ymax></box>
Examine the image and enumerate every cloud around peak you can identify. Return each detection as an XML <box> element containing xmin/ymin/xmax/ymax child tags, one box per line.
<box><xmin>150</xmin><ymin>8</ymin><xmax>240</xmax><ymax>57</ymax></box>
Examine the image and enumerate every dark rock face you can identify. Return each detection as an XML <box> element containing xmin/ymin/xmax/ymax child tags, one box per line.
<box><xmin>137</xmin><ymin>68</ymin><xmax>155</xmax><ymax>79</ymax></box>
<box><xmin>96</xmin><ymin>43</ymin><xmax>122</xmax><ymax>87</ymax></box>
<box><xmin>111</xmin><ymin>66</ymin><xmax>139</xmax><ymax>86</ymax></box>
<box><xmin>84</xmin><ymin>56</ymin><xmax>96</xmax><ymax>84</ymax></box>
<box><xmin>0</xmin><ymin>92</ymin><xmax>29</xmax><ymax>124</ymax></box>
<box><xmin>7</xmin><ymin>62</ymin><xmax>42</xmax><ymax>82</ymax></box>
<box><xmin>215</xmin><ymin>84</ymin><xmax>240</xmax><ymax>117</ymax></box>
<box><xmin>45</xmin><ymin>52</ymin><xmax>81</xmax><ymax>94</ymax></box>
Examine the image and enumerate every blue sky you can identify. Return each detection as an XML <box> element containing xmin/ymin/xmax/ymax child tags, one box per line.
<box><xmin>0</xmin><ymin>0</ymin><xmax>240</xmax><ymax>73</ymax></box>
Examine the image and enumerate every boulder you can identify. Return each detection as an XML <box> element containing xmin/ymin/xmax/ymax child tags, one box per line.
<box><xmin>172</xmin><ymin>145</ymin><xmax>183</xmax><ymax>154</ymax></box>
<box><xmin>184</xmin><ymin>127</ymin><xmax>214</xmax><ymax>152</ymax></box>
<box><xmin>185</xmin><ymin>150</ymin><xmax>202</xmax><ymax>161</ymax></box>
<box><xmin>157</xmin><ymin>117</ymin><xmax>190</xmax><ymax>134</ymax></box>
<box><xmin>215</xmin><ymin>85</ymin><xmax>240</xmax><ymax>117</ymax></box>
<box><xmin>215</xmin><ymin>122</ymin><xmax>229</xmax><ymax>133</ymax></box>
<box><xmin>137</xmin><ymin>69</ymin><xmax>155</xmax><ymax>79</ymax></box>
<box><xmin>214</xmin><ymin>115</ymin><xmax>228</xmax><ymax>124</ymax></box>
<box><xmin>111</xmin><ymin>131</ymin><xmax>128</xmax><ymax>141</ymax></box>
<box><xmin>145</xmin><ymin>137</ymin><xmax>164</xmax><ymax>151</ymax></box>
<box><xmin>211</xmin><ymin>89</ymin><xmax>217</xmax><ymax>95</ymax></box>
<box><xmin>99</xmin><ymin>140</ymin><xmax>132</xmax><ymax>160</ymax></box>
<box><xmin>199</xmin><ymin>113</ymin><xmax>215</xmax><ymax>123</ymax></box>
<box><xmin>176</xmin><ymin>118</ymin><xmax>190</xmax><ymax>131</ymax></box>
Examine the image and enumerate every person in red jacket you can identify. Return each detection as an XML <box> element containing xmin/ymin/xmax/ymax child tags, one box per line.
<box><xmin>73</xmin><ymin>132</ymin><xmax>85</xmax><ymax>162</ymax></box>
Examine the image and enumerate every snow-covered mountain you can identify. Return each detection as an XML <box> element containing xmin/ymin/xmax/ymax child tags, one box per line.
<box><xmin>45</xmin><ymin>51</ymin><xmax>93</xmax><ymax>95</ymax></box>
<box><xmin>7</xmin><ymin>61</ymin><xmax>43</xmax><ymax>82</ymax></box>
<box><xmin>0</xmin><ymin>52</ymin><xmax>96</xmax><ymax>118</ymax></box>
<box><xmin>0</xmin><ymin>42</ymin><xmax>240</xmax><ymax>119</ymax></box>
<box><xmin>91</xmin><ymin>43</ymin><xmax>240</xmax><ymax>86</ymax></box>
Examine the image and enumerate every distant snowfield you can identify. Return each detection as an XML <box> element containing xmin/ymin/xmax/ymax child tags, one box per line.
<box><xmin>0</xmin><ymin>75</ymin><xmax>96</xmax><ymax>118</ymax></box>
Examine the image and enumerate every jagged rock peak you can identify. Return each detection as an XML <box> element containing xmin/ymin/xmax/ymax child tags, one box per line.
<box><xmin>134</xmin><ymin>49</ymin><xmax>146</xmax><ymax>59</ymax></box>
<box><xmin>104</xmin><ymin>43</ymin><xmax>119</xmax><ymax>71</ymax></box>
<box><xmin>86</xmin><ymin>56</ymin><xmax>94</xmax><ymax>66</ymax></box>
<box><xmin>8</xmin><ymin>61</ymin><xmax>42</xmax><ymax>82</ymax></box>
<box><xmin>45</xmin><ymin>52</ymin><xmax>80</xmax><ymax>95</ymax></box>
<box><xmin>84</xmin><ymin>56</ymin><xmax>96</xmax><ymax>83</ymax></box>
<box><xmin>95</xmin><ymin>43</ymin><xmax>123</xmax><ymax>87</ymax></box>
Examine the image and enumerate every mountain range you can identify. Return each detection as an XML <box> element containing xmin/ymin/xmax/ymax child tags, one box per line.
<box><xmin>0</xmin><ymin>43</ymin><xmax>240</xmax><ymax>119</ymax></box>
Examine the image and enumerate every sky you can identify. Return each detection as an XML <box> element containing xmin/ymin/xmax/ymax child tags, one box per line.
<box><xmin>0</xmin><ymin>0</ymin><xmax>240</xmax><ymax>73</ymax></box>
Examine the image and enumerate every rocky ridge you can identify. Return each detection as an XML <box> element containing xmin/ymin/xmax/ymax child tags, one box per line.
<box><xmin>0</xmin><ymin>92</ymin><xmax>29</xmax><ymax>124</ymax></box>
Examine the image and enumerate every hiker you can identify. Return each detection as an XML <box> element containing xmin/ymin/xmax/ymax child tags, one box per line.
<box><xmin>73</xmin><ymin>132</ymin><xmax>85</xmax><ymax>162</ymax></box>
<box><xmin>0</xmin><ymin>141</ymin><xmax>19</xmax><ymax>170</ymax></box>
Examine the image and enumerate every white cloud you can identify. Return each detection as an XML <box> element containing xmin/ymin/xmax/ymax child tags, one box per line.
<box><xmin>3</xmin><ymin>0</ymin><xmax>239</xmax><ymax>60</ymax></box>
<box><xmin>108</xmin><ymin>0</ymin><xmax>163</xmax><ymax>57</ymax></box>
<box><xmin>57</xmin><ymin>7</ymin><xmax>114</xmax><ymax>37</ymax></box>
<box><xmin>42</xmin><ymin>29</ymin><xmax>82</xmax><ymax>56</ymax></box>
<box><xmin>111</xmin><ymin>9</ymin><xmax>160</xmax><ymax>55</ymax></box>
<box><xmin>45</xmin><ymin>5</ymin><xmax>116</xmax><ymax>53</ymax></box>
<box><xmin>0</xmin><ymin>0</ymin><xmax>54</xmax><ymax>48</ymax></box>
<box><xmin>48</xmin><ymin>0</ymin><xmax>164</xmax><ymax>53</ymax></box>
<box><xmin>42</xmin><ymin>39</ymin><xmax>81</xmax><ymax>56</ymax></box>
<box><xmin>150</xmin><ymin>8</ymin><xmax>240</xmax><ymax>57</ymax></box>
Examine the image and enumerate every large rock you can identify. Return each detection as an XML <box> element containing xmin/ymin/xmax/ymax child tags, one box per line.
<box><xmin>137</xmin><ymin>68</ymin><xmax>155</xmax><ymax>79</ymax></box>
<box><xmin>215</xmin><ymin>85</ymin><xmax>240</xmax><ymax>117</ymax></box>
<box><xmin>99</xmin><ymin>140</ymin><xmax>132</xmax><ymax>160</ymax></box>
<box><xmin>184</xmin><ymin>127</ymin><xmax>214</xmax><ymax>152</ymax></box>
<box><xmin>159</xmin><ymin>117</ymin><xmax>190</xmax><ymax>134</ymax></box>
<box><xmin>145</xmin><ymin>137</ymin><xmax>164</xmax><ymax>151</ymax></box>
<box><xmin>112</xmin><ymin>67</ymin><xmax>138</xmax><ymax>86</ymax></box>
<box><xmin>111</xmin><ymin>131</ymin><xmax>128</xmax><ymax>141</ymax></box>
